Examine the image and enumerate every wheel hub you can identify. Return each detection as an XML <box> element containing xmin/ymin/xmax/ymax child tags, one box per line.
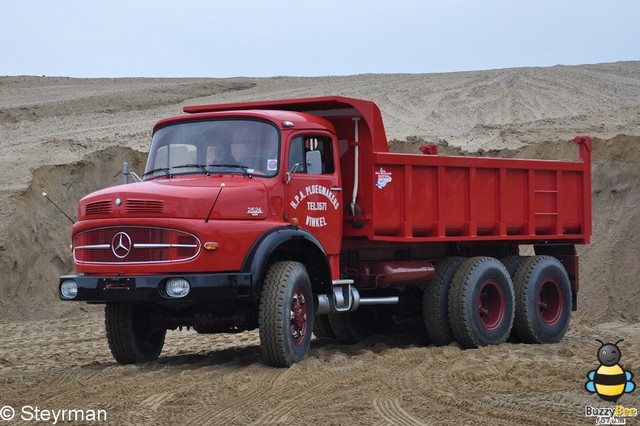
<box><xmin>538</xmin><ymin>278</ymin><xmax>562</xmax><ymax>325</ymax></box>
<box><xmin>477</xmin><ymin>279</ymin><xmax>506</xmax><ymax>331</ymax></box>
<box><xmin>290</xmin><ymin>291</ymin><xmax>309</xmax><ymax>345</ymax></box>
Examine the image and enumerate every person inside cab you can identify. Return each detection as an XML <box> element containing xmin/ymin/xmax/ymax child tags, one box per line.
<box><xmin>207</xmin><ymin>142</ymin><xmax>236</xmax><ymax>165</ymax></box>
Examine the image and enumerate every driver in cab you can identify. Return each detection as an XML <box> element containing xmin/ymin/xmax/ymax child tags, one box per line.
<box><xmin>207</xmin><ymin>143</ymin><xmax>236</xmax><ymax>165</ymax></box>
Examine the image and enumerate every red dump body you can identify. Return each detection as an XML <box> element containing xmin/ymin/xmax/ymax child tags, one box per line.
<box><xmin>363</xmin><ymin>143</ymin><xmax>592</xmax><ymax>243</ymax></box>
<box><xmin>185</xmin><ymin>96</ymin><xmax>592</xmax><ymax>247</ymax></box>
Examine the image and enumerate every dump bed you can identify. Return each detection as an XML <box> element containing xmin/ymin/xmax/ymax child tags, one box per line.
<box><xmin>184</xmin><ymin>96</ymin><xmax>592</xmax><ymax>245</ymax></box>
<box><xmin>358</xmin><ymin>137</ymin><xmax>591</xmax><ymax>244</ymax></box>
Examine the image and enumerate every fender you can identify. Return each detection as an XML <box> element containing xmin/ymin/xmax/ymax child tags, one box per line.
<box><xmin>242</xmin><ymin>226</ymin><xmax>331</xmax><ymax>299</ymax></box>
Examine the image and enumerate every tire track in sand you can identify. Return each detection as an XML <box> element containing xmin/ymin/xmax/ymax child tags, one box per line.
<box><xmin>250</xmin><ymin>377</ymin><xmax>339</xmax><ymax>425</ymax></box>
<box><xmin>184</xmin><ymin>365</ymin><xmax>283</xmax><ymax>425</ymax></box>
<box><xmin>373</xmin><ymin>398</ymin><xmax>428</xmax><ymax>426</ymax></box>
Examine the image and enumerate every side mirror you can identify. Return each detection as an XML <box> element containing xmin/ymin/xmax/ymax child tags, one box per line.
<box><xmin>306</xmin><ymin>150</ymin><xmax>322</xmax><ymax>175</ymax></box>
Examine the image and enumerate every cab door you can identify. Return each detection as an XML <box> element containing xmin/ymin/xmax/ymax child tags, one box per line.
<box><xmin>285</xmin><ymin>134</ymin><xmax>342</xmax><ymax>254</ymax></box>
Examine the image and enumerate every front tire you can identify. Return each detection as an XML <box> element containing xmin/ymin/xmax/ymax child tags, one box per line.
<box><xmin>328</xmin><ymin>306</ymin><xmax>380</xmax><ymax>344</ymax></box>
<box><xmin>259</xmin><ymin>261</ymin><xmax>314</xmax><ymax>367</ymax></box>
<box><xmin>105</xmin><ymin>303</ymin><xmax>166</xmax><ymax>364</ymax></box>
<box><xmin>512</xmin><ymin>256</ymin><xmax>572</xmax><ymax>343</ymax></box>
<box><xmin>448</xmin><ymin>257</ymin><xmax>515</xmax><ymax>348</ymax></box>
<box><xmin>313</xmin><ymin>314</ymin><xmax>336</xmax><ymax>339</ymax></box>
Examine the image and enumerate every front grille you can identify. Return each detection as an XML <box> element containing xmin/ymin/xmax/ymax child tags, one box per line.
<box><xmin>73</xmin><ymin>226</ymin><xmax>200</xmax><ymax>264</ymax></box>
<box><xmin>85</xmin><ymin>200</ymin><xmax>112</xmax><ymax>215</ymax></box>
<box><xmin>126</xmin><ymin>199</ymin><xmax>164</xmax><ymax>214</ymax></box>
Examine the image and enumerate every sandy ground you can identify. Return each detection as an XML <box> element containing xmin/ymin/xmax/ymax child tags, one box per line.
<box><xmin>1</xmin><ymin>62</ymin><xmax>640</xmax><ymax>424</ymax></box>
<box><xmin>0</xmin><ymin>312</ymin><xmax>638</xmax><ymax>425</ymax></box>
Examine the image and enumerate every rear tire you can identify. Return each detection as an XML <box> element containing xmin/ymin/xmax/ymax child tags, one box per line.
<box><xmin>423</xmin><ymin>257</ymin><xmax>465</xmax><ymax>346</ymax></box>
<box><xmin>500</xmin><ymin>255</ymin><xmax>528</xmax><ymax>278</ymax></box>
<box><xmin>259</xmin><ymin>261</ymin><xmax>314</xmax><ymax>367</ymax></box>
<box><xmin>512</xmin><ymin>256</ymin><xmax>572</xmax><ymax>343</ymax></box>
<box><xmin>105</xmin><ymin>303</ymin><xmax>166</xmax><ymax>364</ymax></box>
<box><xmin>501</xmin><ymin>255</ymin><xmax>529</xmax><ymax>342</ymax></box>
<box><xmin>448</xmin><ymin>257</ymin><xmax>515</xmax><ymax>348</ymax></box>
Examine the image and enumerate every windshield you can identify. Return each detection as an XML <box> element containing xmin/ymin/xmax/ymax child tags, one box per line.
<box><xmin>144</xmin><ymin>119</ymin><xmax>280</xmax><ymax>179</ymax></box>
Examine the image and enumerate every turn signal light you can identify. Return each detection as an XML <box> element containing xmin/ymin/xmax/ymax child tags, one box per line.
<box><xmin>203</xmin><ymin>242</ymin><xmax>219</xmax><ymax>251</ymax></box>
<box><xmin>290</xmin><ymin>217</ymin><xmax>299</xmax><ymax>227</ymax></box>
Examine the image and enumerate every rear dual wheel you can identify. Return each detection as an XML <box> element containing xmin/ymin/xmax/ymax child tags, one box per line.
<box><xmin>448</xmin><ymin>257</ymin><xmax>515</xmax><ymax>348</ymax></box>
<box><xmin>423</xmin><ymin>257</ymin><xmax>465</xmax><ymax>346</ymax></box>
<box><xmin>512</xmin><ymin>256</ymin><xmax>572</xmax><ymax>343</ymax></box>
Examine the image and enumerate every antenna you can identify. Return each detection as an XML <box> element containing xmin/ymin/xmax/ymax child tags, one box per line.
<box><xmin>205</xmin><ymin>183</ymin><xmax>225</xmax><ymax>223</ymax></box>
<box><xmin>42</xmin><ymin>192</ymin><xmax>75</xmax><ymax>224</ymax></box>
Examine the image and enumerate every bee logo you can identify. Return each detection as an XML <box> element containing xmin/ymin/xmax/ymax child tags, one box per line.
<box><xmin>585</xmin><ymin>339</ymin><xmax>635</xmax><ymax>403</ymax></box>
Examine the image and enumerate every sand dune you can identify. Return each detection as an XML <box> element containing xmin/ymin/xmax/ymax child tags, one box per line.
<box><xmin>1</xmin><ymin>62</ymin><xmax>639</xmax><ymax>424</ymax></box>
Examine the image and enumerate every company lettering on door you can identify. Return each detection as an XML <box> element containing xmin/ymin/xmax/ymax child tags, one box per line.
<box><xmin>290</xmin><ymin>185</ymin><xmax>339</xmax><ymax>228</ymax></box>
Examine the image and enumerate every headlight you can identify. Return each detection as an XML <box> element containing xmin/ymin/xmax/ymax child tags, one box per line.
<box><xmin>60</xmin><ymin>280</ymin><xmax>78</xmax><ymax>299</ymax></box>
<box><xmin>165</xmin><ymin>278</ymin><xmax>190</xmax><ymax>298</ymax></box>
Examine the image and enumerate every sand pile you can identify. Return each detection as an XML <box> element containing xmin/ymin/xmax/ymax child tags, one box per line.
<box><xmin>2</xmin><ymin>62</ymin><xmax>640</xmax><ymax>323</ymax></box>
<box><xmin>1</xmin><ymin>62</ymin><xmax>639</xmax><ymax>425</ymax></box>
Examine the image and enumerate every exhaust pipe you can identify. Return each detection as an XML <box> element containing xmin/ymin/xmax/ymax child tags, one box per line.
<box><xmin>315</xmin><ymin>280</ymin><xmax>399</xmax><ymax>315</ymax></box>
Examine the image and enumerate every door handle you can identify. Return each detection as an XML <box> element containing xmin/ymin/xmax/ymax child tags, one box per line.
<box><xmin>330</xmin><ymin>187</ymin><xmax>342</xmax><ymax>191</ymax></box>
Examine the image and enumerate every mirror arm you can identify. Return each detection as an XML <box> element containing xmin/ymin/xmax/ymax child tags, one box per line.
<box><xmin>285</xmin><ymin>163</ymin><xmax>300</xmax><ymax>184</ymax></box>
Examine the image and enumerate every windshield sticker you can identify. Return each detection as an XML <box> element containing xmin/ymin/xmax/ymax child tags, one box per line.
<box><xmin>375</xmin><ymin>167</ymin><xmax>392</xmax><ymax>189</ymax></box>
<box><xmin>267</xmin><ymin>159</ymin><xmax>278</xmax><ymax>171</ymax></box>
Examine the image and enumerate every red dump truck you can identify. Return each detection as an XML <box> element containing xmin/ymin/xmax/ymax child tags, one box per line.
<box><xmin>59</xmin><ymin>96</ymin><xmax>592</xmax><ymax>367</ymax></box>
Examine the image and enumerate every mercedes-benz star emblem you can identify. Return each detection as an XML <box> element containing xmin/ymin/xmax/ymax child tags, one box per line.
<box><xmin>111</xmin><ymin>232</ymin><xmax>132</xmax><ymax>259</ymax></box>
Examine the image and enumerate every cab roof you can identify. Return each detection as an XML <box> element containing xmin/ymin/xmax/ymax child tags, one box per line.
<box><xmin>155</xmin><ymin>96</ymin><xmax>389</xmax><ymax>152</ymax></box>
<box><xmin>153</xmin><ymin>109</ymin><xmax>333</xmax><ymax>133</ymax></box>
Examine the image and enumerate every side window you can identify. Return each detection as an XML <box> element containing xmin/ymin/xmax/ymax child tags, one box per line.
<box><xmin>288</xmin><ymin>135</ymin><xmax>334</xmax><ymax>174</ymax></box>
<box><xmin>289</xmin><ymin>136</ymin><xmax>307</xmax><ymax>173</ymax></box>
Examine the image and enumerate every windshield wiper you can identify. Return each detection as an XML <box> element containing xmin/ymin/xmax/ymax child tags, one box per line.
<box><xmin>207</xmin><ymin>163</ymin><xmax>252</xmax><ymax>177</ymax></box>
<box><xmin>171</xmin><ymin>164</ymin><xmax>209</xmax><ymax>174</ymax></box>
<box><xmin>145</xmin><ymin>164</ymin><xmax>210</xmax><ymax>178</ymax></box>
<box><xmin>142</xmin><ymin>167</ymin><xmax>170</xmax><ymax>178</ymax></box>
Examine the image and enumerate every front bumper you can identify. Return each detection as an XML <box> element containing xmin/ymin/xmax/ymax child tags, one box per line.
<box><xmin>59</xmin><ymin>272</ymin><xmax>253</xmax><ymax>304</ymax></box>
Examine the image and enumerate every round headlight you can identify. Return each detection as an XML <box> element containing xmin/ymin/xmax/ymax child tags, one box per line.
<box><xmin>165</xmin><ymin>278</ymin><xmax>190</xmax><ymax>298</ymax></box>
<box><xmin>60</xmin><ymin>280</ymin><xmax>78</xmax><ymax>299</ymax></box>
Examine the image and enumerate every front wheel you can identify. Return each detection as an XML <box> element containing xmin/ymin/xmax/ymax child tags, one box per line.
<box><xmin>313</xmin><ymin>314</ymin><xmax>336</xmax><ymax>339</ymax></box>
<box><xmin>259</xmin><ymin>261</ymin><xmax>314</xmax><ymax>367</ymax></box>
<box><xmin>105</xmin><ymin>303</ymin><xmax>166</xmax><ymax>364</ymax></box>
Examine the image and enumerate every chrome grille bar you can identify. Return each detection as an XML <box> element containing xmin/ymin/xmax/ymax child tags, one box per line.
<box><xmin>75</xmin><ymin>244</ymin><xmax>111</xmax><ymax>250</ymax></box>
<box><xmin>133</xmin><ymin>244</ymin><xmax>198</xmax><ymax>248</ymax></box>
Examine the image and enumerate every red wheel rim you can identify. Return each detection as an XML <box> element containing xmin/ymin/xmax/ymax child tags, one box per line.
<box><xmin>538</xmin><ymin>277</ymin><xmax>563</xmax><ymax>325</ymax></box>
<box><xmin>290</xmin><ymin>288</ymin><xmax>309</xmax><ymax>346</ymax></box>
<box><xmin>477</xmin><ymin>279</ymin><xmax>506</xmax><ymax>331</ymax></box>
